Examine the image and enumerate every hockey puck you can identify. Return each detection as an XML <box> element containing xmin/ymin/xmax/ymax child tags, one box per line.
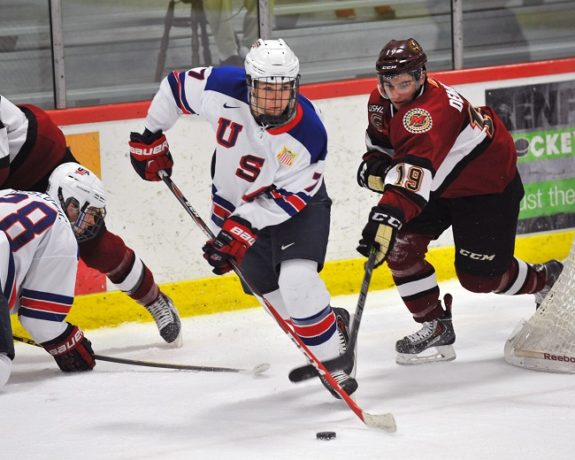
<box><xmin>316</xmin><ymin>431</ymin><xmax>336</xmax><ymax>441</ymax></box>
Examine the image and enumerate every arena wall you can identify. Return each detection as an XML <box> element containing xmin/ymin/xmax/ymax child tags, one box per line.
<box><xmin>13</xmin><ymin>59</ymin><xmax>575</xmax><ymax>334</ymax></box>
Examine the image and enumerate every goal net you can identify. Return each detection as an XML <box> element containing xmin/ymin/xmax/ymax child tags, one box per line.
<box><xmin>504</xmin><ymin>241</ymin><xmax>575</xmax><ymax>373</ymax></box>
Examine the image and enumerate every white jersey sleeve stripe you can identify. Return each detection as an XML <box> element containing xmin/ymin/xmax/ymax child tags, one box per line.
<box><xmin>269</xmin><ymin>189</ymin><xmax>310</xmax><ymax>216</ymax></box>
<box><xmin>167</xmin><ymin>71</ymin><xmax>196</xmax><ymax>115</ymax></box>
<box><xmin>19</xmin><ymin>289</ymin><xmax>73</xmax><ymax>322</ymax></box>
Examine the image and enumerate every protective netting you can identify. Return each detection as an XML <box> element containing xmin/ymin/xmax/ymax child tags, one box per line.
<box><xmin>505</xmin><ymin>241</ymin><xmax>575</xmax><ymax>373</ymax></box>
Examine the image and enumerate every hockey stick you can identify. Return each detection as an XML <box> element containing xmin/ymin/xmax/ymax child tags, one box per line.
<box><xmin>159</xmin><ymin>170</ymin><xmax>396</xmax><ymax>432</ymax></box>
<box><xmin>13</xmin><ymin>335</ymin><xmax>269</xmax><ymax>375</ymax></box>
<box><xmin>289</xmin><ymin>247</ymin><xmax>377</xmax><ymax>383</ymax></box>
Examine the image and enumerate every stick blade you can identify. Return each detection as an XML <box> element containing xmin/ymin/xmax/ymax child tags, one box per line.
<box><xmin>289</xmin><ymin>352</ymin><xmax>352</xmax><ymax>382</ymax></box>
<box><xmin>288</xmin><ymin>364</ymin><xmax>317</xmax><ymax>382</ymax></box>
<box><xmin>363</xmin><ymin>412</ymin><xmax>397</xmax><ymax>432</ymax></box>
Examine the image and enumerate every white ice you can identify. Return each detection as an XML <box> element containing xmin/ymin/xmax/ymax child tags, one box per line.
<box><xmin>5</xmin><ymin>280</ymin><xmax>575</xmax><ymax>460</ymax></box>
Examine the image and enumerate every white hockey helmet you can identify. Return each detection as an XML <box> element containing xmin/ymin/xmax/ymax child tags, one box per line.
<box><xmin>244</xmin><ymin>38</ymin><xmax>300</xmax><ymax>127</ymax></box>
<box><xmin>46</xmin><ymin>163</ymin><xmax>107</xmax><ymax>242</ymax></box>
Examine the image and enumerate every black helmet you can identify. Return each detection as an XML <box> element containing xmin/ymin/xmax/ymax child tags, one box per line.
<box><xmin>376</xmin><ymin>38</ymin><xmax>427</xmax><ymax>78</ymax></box>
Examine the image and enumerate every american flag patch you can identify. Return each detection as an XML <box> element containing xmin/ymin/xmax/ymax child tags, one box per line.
<box><xmin>277</xmin><ymin>146</ymin><xmax>297</xmax><ymax>167</ymax></box>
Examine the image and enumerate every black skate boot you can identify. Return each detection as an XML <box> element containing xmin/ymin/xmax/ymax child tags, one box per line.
<box><xmin>395</xmin><ymin>294</ymin><xmax>456</xmax><ymax>365</ymax></box>
<box><xmin>319</xmin><ymin>307</ymin><xmax>358</xmax><ymax>399</ymax></box>
<box><xmin>534</xmin><ymin>260</ymin><xmax>563</xmax><ymax>309</ymax></box>
<box><xmin>145</xmin><ymin>292</ymin><xmax>182</xmax><ymax>346</ymax></box>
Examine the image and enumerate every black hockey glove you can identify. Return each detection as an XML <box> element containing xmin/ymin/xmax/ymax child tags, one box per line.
<box><xmin>356</xmin><ymin>151</ymin><xmax>393</xmax><ymax>193</ymax></box>
<box><xmin>41</xmin><ymin>323</ymin><xmax>96</xmax><ymax>372</ymax></box>
<box><xmin>357</xmin><ymin>204</ymin><xmax>403</xmax><ymax>268</ymax></box>
<box><xmin>129</xmin><ymin>129</ymin><xmax>174</xmax><ymax>181</ymax></box>
<box><xmin>202</xmin><ymin>216</ymin><xmax>257</xmax><ymax>275</ymax></box>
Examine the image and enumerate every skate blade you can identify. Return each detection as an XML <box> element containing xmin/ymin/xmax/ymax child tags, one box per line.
<box><xmin>396</xmin><ymin>345</ymin><xmax>456</xmax><ymax>365</ymax></box>
<box><xmin>166</xmin><ymin>332</ymin><xmax>184</xmax><ymax>349</ymax></box>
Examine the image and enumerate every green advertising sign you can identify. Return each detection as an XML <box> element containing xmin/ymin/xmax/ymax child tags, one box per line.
<box><xmin>486</xmin><ymin>80</ymin><xmax>575</xmax><ymax>233</ymax></box>
<box><xmin>514</xmin><ymin>128</ymin><xmax>575</xmax><ymax>163</ymax></box>
<box><xmin>520</xmin><ymin>178</ymin><xmax>575</xmax><ymax>220</ymax></box>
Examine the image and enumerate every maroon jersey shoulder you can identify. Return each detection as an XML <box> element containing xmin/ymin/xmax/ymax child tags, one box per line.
<box><xmin>367</xmin><ymin>88</ymin><xmax>391</xmax><ymax>134</ymax></box>
<box><xmin>389</xmin><ymin>79</ymin><xmax>470</xmax><ymax>167</ymax></box>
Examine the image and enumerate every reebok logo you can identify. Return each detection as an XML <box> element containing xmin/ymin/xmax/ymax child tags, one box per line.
<box><xmin>544</xmin><ymin>353</ymin><xmax>575</xmax><ymax>363</ymax></box>
<box><xmin>281</xmin><ymin>242</ymin><xmax>295</xmax><ymax>251</ymax></box>
<box><xmin>223</xmin><ymin>103</ymin><xmax>239</xmax><ymax>109</ymax></box>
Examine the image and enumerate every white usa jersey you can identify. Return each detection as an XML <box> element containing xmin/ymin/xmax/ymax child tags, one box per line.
<box><xmin>144</xmin><ymin>66</ymin><xmax>328</xmax><ymax>232</ymax></box>
<box><xmin>0</xmin><ymin>189</ymin><xmax>77</xmax><ymax>341</ymax></box>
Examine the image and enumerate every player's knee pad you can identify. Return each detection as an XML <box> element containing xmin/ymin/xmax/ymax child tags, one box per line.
<box><xmin>263</xmin><ymin>289</ymin><xmax>290</xmax><ymax>321</ymax></box>
<box><xmin>456</xmin><ymin>267</ymin><xmax>502</xmax><ymax>293</ymax></box>
<box><xmin>386</xmin><ymin>233</ymin><xmax>433</xmax><ymax>275</ymax></box>
<box><xmin>278</xmin><ymin>259</ymin><xmax>330</xmax><ymax>318</ymax></box>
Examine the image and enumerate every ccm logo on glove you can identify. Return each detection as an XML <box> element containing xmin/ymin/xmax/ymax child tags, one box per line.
<box><xmin>370</xmin><ymin>211</ymin><xmax>402</xmax><ymax>228</ymax></box>
<box><xmin>357</xmin><ymin>205</ymin><xmax>404</xmax><ymax>268</ymax></box>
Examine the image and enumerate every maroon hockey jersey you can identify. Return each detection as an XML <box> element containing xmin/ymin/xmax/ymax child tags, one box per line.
<box><xmin>365</xmin><ymin>77</ymin><xmax>517</xmax><ymax>223</ymax></box>
<box><xmin>0</xmin><ymin>96</ymin><xmax>68</xmax><ymax>190</ymax></box>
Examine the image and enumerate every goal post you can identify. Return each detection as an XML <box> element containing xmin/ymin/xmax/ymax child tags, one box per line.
<box><xmin>504</xmin><ymin>240</ymin><xmax>575</xmax><ymax>373</ymax></box>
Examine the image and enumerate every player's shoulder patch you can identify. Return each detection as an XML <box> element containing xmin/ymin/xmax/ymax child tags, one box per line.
<box><xmin>402</xmin><ymin>107</ymin><xmax>432</xmax><ymax>134</ymax></box>
<box><xmin>276</xmin><ymin>146</ymin><xmax>297</xmax><ymax>167</ymax></box>
<box><xmin>370</xmin><ymin>112</ymin><xmax>384</xmax><ymax>130</ymax></box>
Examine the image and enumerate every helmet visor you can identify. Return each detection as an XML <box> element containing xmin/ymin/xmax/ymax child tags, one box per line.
<box><xmin>248</xmin><ymin>76</ymin><xmax>299</xmax><ymax>127</ymax></box>
<box><xmin>64</xmin><ymin>197</ymin><xmax>106</xmax><ymax>242</ymax></box>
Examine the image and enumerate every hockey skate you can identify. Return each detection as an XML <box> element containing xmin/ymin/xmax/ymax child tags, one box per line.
<box><xmin>534</xmin><ymin>259</ymin><xmax>563</xmax><ymax>309</ymax></box>
<box><xmin>319</xmin><ymin>307</ymin><xmax>358</xmax><ymax>399</ymax></box>
<box><xmin>395</xmin><ymin>294</ymin><xmax>456</xmax><ymax>365</ymax></box>
<box><xmin>145</xmin><ymin>292</ymin><xmax>183</xmax><ymax>347</ymax></box>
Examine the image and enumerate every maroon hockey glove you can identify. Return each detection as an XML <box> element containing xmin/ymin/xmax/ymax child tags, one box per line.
<box><xmin>356</xmin><ymin>151</ymin><xmax>393</xmax><ymax>193</ymax></box>
<box><xmin>357</xmin><ymin>204</ymin><xmax>403</xmax><ymax>268</ymax></box>
<box><xmin>41</xmin><ymin>323</ymin><xmax>96</xmax><ymax>372</ymax></box>
<box><xmin>129</xmin><ymin>130</ymin><xmax>174</xmax><ymax>181</ymax></box>
<box><xmin>202</xmin><ymin>216</ymin><xmax>257</xmax><ymax>275</ymax></box>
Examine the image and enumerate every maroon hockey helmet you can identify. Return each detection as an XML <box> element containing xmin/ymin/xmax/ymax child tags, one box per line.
<box><xmin>376</xmin><ymin>38</ymin><xmax>427</xmax><ymax>78</ymax></box>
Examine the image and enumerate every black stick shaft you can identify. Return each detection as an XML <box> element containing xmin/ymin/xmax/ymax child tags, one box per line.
<box><xmin>158</xmin><ymin>171</ymin><xmax>393</xmax><ymax>428</ymax></box>
<box><xmin>13</xmin><ymin>335</ymin><xmax>266</xmax><ymax>374</ymax></box>
<box><xmin>288</xmin><ymin>247</ymin><xmax>377</xmax><ymax>382</ymax></box>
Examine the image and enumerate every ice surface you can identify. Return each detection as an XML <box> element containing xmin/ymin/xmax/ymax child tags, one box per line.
<box><xmin>5</xmin><ymin>280</ymin><xmax>575</xmax><ymax>459</ymax></box>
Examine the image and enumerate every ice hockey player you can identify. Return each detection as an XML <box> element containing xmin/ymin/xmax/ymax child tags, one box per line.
<box><xmin>128</xmin><ymin>38</ymin><xmax>357</xmax><ymax>398</ymax></box>
<box><xmin>0</xmin><ymin>189</ymin><xmax>95</xmax><ymax>389</ymax></box>
<box><xmin>0</xmin><ymin>95</ymin><xmax>182</xmax><ymax>345</ymax></box>
<box><xmin>355</xmin><ymin>38</ymin><xmax>563</xmax><ymax>365</ymax></box>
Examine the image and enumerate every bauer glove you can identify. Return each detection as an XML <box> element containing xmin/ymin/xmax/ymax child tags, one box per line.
<box><xmin>202</xmin><ymin>216</ymin><xmax>257</xmax><ymax>275</ymax></box>
<box><xmin>41</xmin><ymin>323</ymin><xmax>96</xmax><ymax>372</ymax></box>
<box><xmin>357</xmin><ymin>205</ymin><xmax>403</xmax><ymax>268</ymax></box>
<box><xmin>129</xmin><ymin>129</ymin><xmax>174</xmax><ymax>181</ymax></box>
